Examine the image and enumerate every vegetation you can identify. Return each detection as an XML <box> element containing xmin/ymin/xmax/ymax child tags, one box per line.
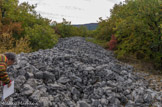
<box><xmin>94</xmin><ymin>0</ymin><xmax>162</xmax><ymax>70</ymax></box>
<box><xmin>51</xmin><ymin>18</ymin><xmax>91</xmax><ymax>38</ymax></box>
<box><xmin>0</xmin><ymin>0</ymin><xmax>92</xmax><ymax>53</ymax></box>
<box><xmin>0</xmin><ymin>0</ymin><xmax>58</xmax><ymax>53</ymax></box>
<box><xmin>108</xmin><ymin>35</ymin><xmax>117</xmax><ymax>50</ymax></box>
<box><xmin>0</xmin><ymin>33</ymin><xmax>31</xmax><ymax>53</ymax></box>
<box><xmin>73</xmin><ymin>23</ymin><xmax>98</xmax><ymax>30</ymax></box>
<box><xmin>0</xmin><ymin>0</ymin><xmax>161</xmax><ymax>71</ymax></box>
<box><xmin>85</xmin><ymin>37</ymin><xmax>108</xmax><ymax>48</ymax></box>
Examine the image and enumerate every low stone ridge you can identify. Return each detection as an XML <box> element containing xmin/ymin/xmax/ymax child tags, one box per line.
<box><xmin>4</xmin><ymin>37</ymin><xmax>161</xmax><ymax>107</ymax></box>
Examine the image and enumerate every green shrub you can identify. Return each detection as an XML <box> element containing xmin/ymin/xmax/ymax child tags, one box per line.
<box><xmin>25</xmin><ymin>24</ymin><xmax>58</xmax><ymax>51</ymax></box>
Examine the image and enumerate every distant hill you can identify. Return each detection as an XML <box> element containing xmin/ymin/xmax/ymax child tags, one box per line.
<box><xmin>73</xmin><ymin>23</ymin><xmax>98</xmax><ymax>30</ymax></box>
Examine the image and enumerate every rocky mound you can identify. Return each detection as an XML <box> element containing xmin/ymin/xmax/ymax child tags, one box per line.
<box><xmin>3</xmin><ymin>37</ymin><xmax>161</xmax><ymax>107</ymax></box>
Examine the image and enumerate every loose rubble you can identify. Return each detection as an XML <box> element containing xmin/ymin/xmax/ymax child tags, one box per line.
<box><xmin>1</xmin><ymin>37</ymin><xmax>161</xmax><ymax>107</ymax></box>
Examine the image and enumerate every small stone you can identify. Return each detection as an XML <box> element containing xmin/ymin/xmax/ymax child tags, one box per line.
<box><xmin>26</xmin><ymin>78</ymin><xmax>37</xmax><ymax>89</ymax></box>
<box><xmin>34</xmin><ymin>71</ymin><xmax>44</xmax><ymax>79</ymax></box>
<box><xmin>152</xmin><ymin>102</ymin><xmax>162</xmax><ymax>107</ymax></box>
<box><xmin>29</xmin><ymin>90</ymin><xmax>42</xmax><ymax>102</ymax></box>
<box><xmin>47</xmin><ymin>83</ymin><xmax>66</xmax><ymax>90</ymax></box>
<box><xmin>85</xmin><ymin>67</ymin><xmax>94</xmax><ymax>71</ymax></box>
<box><xmin>114</xmin><ymin>98</ymin><xmax>121</xmax><ymax>106</ymax></box>
<box><xmin>39</xmin><ymin>97</ymin><xmax>51</xmax><ymax>107</ymax></box>
<box><xmin>135</xmin><ymin>95</ymin><xmax>144</xmax><ymax>103</ymax></box>
<box><xmin>92</xmin><ymin>99</ymin><xmax>100</xmax><ymax>106</ymax></box>
<box><xmin>144</xmin><ymin>93</ymin><xmax>152</xmax><ymax>103</ymax></box>
<box><xmin>120</xmin><ymin>70</ymin><xmax>128</xmax><ymax>75</ymax></box>
<box><xmin>58</xmin><ymin>77</ymin><xmax>70</xmax><ymax>84</ymax></box>
<box><xmin>124</xmin><ymin>90</ymin><xmax>131</xmax><ymax>95</ymax></box>
<box><xmin>125</xmin><ymin>100</ymin><xmax>135</xmax><ymax>107</ymax></box>
<box><xmin>120</xmin><ymin>94</ymin><xmax>128</xmax><ymax>105</ymax></box>
<box><xmin>25</xmin><ymin>72</ymin><xmax>34</xmax><ymax>79</ymax></box>
<box><xmin>43</xmin><ymin>71</ymin><xmax>55</xmax><ymax>80</ymax></box>
<box><xmin>22</xmin><ymin>84</ymin><xmax>34</xmax><ymax>96</ymax></box>
<box><xmin>71</xmin><ymin>87</ymin><xmax>80</xmax><ymax>95</ymax></box>
<box><xmin>100</xmin><ymin>98</ymin><xmax>108</xmax><ymax>105</ymax></box>
<box><xmin>77</xmin><ymin>100</ymin><xmax>90</xmax><ymax>107</ymax></box>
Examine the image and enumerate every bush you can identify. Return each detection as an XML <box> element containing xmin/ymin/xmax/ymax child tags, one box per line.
<box><xmin>0</xmin><ymin>33</ymin><xmax>32</xmax><ymax>54</ymax></box>
<box><xmin>85</xmin><ymin>37</ymin><xmax>108</xmax><ymax>48</ymax></box>
<box><xmin>25</xmin><ymin>24</ymin><xmax>58</xmax><ymax>51</ymax></box>
<box><xmin>107</xmin><ymin>35</ymin><xmax>117</xmax><ymax>50</ymax></box>
<box><xmin>95</xmin><ymin>0</ymin><xmax>161</xmax><ymax>70</ymax></box>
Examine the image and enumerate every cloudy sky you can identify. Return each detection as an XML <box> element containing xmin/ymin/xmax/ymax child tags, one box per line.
<box><xmin>19</xmin><ymin>0</ymin><xmax>124</xmax><ymax>24</ymax></box>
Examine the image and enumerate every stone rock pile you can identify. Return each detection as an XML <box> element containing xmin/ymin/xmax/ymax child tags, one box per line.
<box><xmin>4</xmin><ymin>37</ymin><xmax>161</xmax><ymax>107</ymax></box>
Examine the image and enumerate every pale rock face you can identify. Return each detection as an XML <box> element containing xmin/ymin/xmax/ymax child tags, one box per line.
<box><xmin>5</xmin><ymin>37</ymin><xmax>161</xmax><ymax>107</ymax></box>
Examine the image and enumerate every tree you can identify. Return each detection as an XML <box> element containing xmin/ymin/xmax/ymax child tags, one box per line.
<box><xmin>115</xmin><ymin>0</ymin><xmax>161</xmax><ymax>69</ymax></box>
<box><xmin>0</xmin><ymin>0</ymin><xmax>59</xmax><ymax>52</ymax></box>
<box><xmin>25</xmin><ymin>24</ymin><xmax>58</xmax><ymax>51</ymax></box>
<box><xmin>51</xmin><ymin>18</ymin><xmax>89</xmax><ymax>38</ymax></box>
<box><xmin>95</xmin><ymin>0</ymin><xmax>162</xmax><ymax>69</ymax></box>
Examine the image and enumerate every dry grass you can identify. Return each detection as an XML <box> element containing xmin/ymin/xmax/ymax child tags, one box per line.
<box><xmin>118</xmin><ymin>55</ymin><xmax>161</xmax><ymax>74</ymax></box>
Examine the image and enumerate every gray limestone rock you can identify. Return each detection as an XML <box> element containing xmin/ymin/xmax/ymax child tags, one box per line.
<box><xmin>77</xmin><ymin>100</ymin><xmax>90</xmax><ymax>107</ymax></box>
<box><xmin>29</xmin><ymin>90</ymin><xmax>42</xmax><ymax>102</ymax></box>
<box><xmin>25</xmin><ymin>72</ymin><xmax>34</xmax><ymax>80</ymax></box>
<box><xmin>34</xmin><ymin>71</ymin><xmax>44</xmax><ymax>79</ymax></box>
<box><xmin>43</xmin><ymin>71</ymin><xmax>55</xmax><ymax>80</ymax></box>
<box><xmin>58</xmin><ymin>76</ymin><xmax>70</xmax><ymax>84</ymax></box>
<box><xmin>21</xmin><ymin>84</ymin><xmax>34</xmax><ymax>96</ymax></box>
<box><xmin>39</xmin><ymin>97</ymin><xmax>52</xmax><ymax>107</ymax></box>
<box><xmin>6</xmin><ymin>37</ymin><xmax>161</xmax><ymax>107</ymax></box>
<box><xmin>144</xmin><ymin>93</ymin><xmax>152</xmax><ymax>103</ymax></box>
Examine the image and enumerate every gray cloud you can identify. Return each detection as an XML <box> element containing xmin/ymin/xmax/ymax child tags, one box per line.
<box><xmin>20</xmin><ymin>0</ymin><xmax>41</xmax><ymax>4</ymax></box>
<box><xmin>106</xmin><ymin>0</ymin><xmax>121</xmax><ymax>3</ymax></box>
<box><xmin>84</xmin><ymin>0</ymin><xmax>91</xmax><ymax>1</ymax></box>
<box><xmin>61</xmin><ymin>6</ymin><xmax>84</xmax><ymax>11</ymax></box>
<box><xmin>37</xmin><ymin>11</ymin><xmax>60</xmax><ymax>17</ymax></box>
<box><xmin>19</xmin><ymin>0</ymin><xmax>123</xmax><ymax>24</ymax></box>
<box><xmin>37</xmin><ymin>11</ymin><xmax>78</xmax><ymax>19</ymax></box>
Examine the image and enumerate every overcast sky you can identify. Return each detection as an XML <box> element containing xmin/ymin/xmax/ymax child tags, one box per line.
<box><xmin>19</xmin><ymin>0</ymin><xmax>124</xmax><ymax>24</ymax></box>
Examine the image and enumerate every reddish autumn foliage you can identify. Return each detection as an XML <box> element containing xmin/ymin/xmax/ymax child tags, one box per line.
<box><xmin>108</xmin><ymin>35</ymin><xmax>117</xmax><ymax>50</ymax></box>
<box><xmin>2</xmin><ymin>22</ymin><xmax>23</xmax><ymax>35</ymax></box>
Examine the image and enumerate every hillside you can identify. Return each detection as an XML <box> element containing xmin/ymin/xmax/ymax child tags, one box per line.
<box><xmin>73</xmin><ymin>23</ymin><xmax>98</xmax><ymax>30</ymax></box>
